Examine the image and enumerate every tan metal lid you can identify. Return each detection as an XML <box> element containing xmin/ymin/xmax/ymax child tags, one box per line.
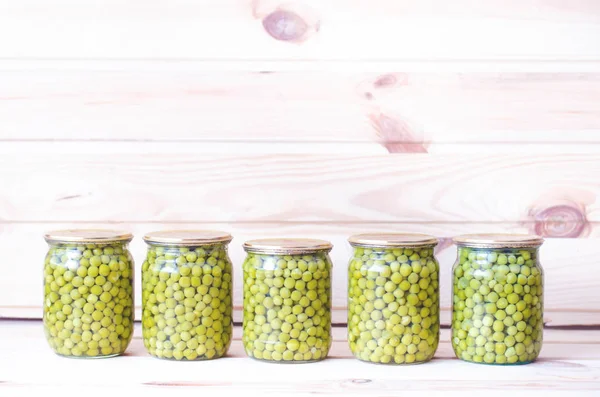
<box><xmin>44</xmin><ymin>229</ymin><xmax>133</xmax><ymax>244</ymax></box>
<box><xmin>453</xmin><ymin>233</ymin><xmax>544</xmax><ymax>248</ymax></box>
<box><xmin>243</xmin><ymin>238</ymin><xmax>333</xmax><ymax>254</ymax></box>
<box><xmin>348</xmin><ymin>233</ymin><xmax>438</xmax><ymax>248</ymax></box>
<box><xmin>144</xmin><ymin>230</ymin><xmax>232</xmax><ymax>246</ymax></box>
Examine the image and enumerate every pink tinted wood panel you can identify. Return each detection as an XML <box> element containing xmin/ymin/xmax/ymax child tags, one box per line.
<box><xmin>0</xmin><ymin>0</ymin><xmax>599</xmax><ymax>60</ymax></box>
<box><xmin>1</xmin><ymin>223</ymin><xmax>598</xmax><ymax>325</ymax></box>
<box><xmin>0</xmin><ymin>71</ymin><xmax>599</xmax><ymax>146</ymax></box>
<box><xmin>0</xmin><ymin>152</ymin><xmax>598</xmax><ymax>225</ymax></box>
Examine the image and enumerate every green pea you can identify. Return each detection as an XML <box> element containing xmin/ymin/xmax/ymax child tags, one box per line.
<box><xmin>43</xmin><ymin>238</ymin><xmax>134</xmax><ymax>358</ymax></box>
<box><xmin>243</xmin><ymin>251</ymin><xmax>331</xmax><ymax>362</ymax></box>
<box><xmin>142</xmin><ymin>241</ymin><xmax>232</xmax><ymax>360</ymax></box>
<box><xmin>451</xmin><ymin>246</ymin><xmax>543</xmax><ymax>365</ymax></box>
<box><xmin>348</xmin><ymin>245</ymin><xmax>439</xmax><ymax>364</ymax></box>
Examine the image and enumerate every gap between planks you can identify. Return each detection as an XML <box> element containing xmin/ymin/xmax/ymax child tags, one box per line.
<box><xmin>4</xmin><ymin>47</ymin><xmax>600</xmax><ymax>65</ymax></box>
<box><xmin>2</xmin><ymin>307</ymin><xmax>599</xmax><ymax>329</ymax></box>
<box><xmin>1</xmin><ymin>322</ymin><xmax>599</xmax><ymax>360</ymax></box>
<box><xmin>2</xmin><ymin>141</ymin><xmax>600</xmax><ymax>155</ymax></box>
<box><xmin>1</xmin><ymin>59</ymin><xmax>600</xmax><ymax>73</ymax></box>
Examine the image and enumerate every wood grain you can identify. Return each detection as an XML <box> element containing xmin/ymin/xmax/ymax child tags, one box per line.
<box><xmin>1</xmin><ymin>223</ymin><xmax>598</xmax><ymax>326</ymax></box>
<box><xmin>0</xmin><ymin>71</ymin><xmax>599</xmax><ymax>149</ymax></box>
<box><xmin>0</xmin><ymin>1</ymin><xmax>599</xmax><ymax>61</ymax></box>
<box><xmin>4</xmin><ymin>59</ymin><xmax>600</xmax><ymax>73</ymax></box>
<box><xmin>0</xmin><ymin>322</ymin><xmax>599</xmax><ymax>396</ymax></box>
<box><xmin>0</xmin><ymin>152</ymin><xmax>598</xmax><ymax>225</ymax></box>
<box><xmin>1</xmin><ymin>0</ymin><xmax>599</xmax><ymax>334</ymax></box>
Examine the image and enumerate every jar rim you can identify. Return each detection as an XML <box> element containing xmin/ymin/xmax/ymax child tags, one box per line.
<box><xmin>143</xmin><ymin>230</ymin><xmax>232</xmax><ymax>246</ymax></box>
<box><xmin>243</xmin><ymin>238</ymin><xmax>333</xmax><ymax>254</ymax></box>
<box><xmin>44</xmin><ymin>229</ymin><xmax>133</xmax><ymax>244</ymax></box>
<box><xmin>453</xmin><ymin>233</ymin><xmax>544</xmax><ymax>248</ymax></box>
<box><xmin>348</xmin><ymin>233</ymin><xmax>438</xmax><ymax>248</ymax></box>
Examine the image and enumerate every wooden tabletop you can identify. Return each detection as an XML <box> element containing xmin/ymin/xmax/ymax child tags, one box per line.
<box><xmin>1</xmin><ymin>321</ymin><xmax>598</xmax><ymax>396</ymax></box>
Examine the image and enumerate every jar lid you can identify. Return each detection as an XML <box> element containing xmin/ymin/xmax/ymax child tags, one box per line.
<box><xmin>348</xmin><ymin>233</ymin><xmax>438</xmax><ymax>248</ymax></box>
<box><xmin>243</xmin><ymin>238</ymin><xmax>333</xmax><ymax>254</ymax></box>
<box><xmin>143</xmin><ymin>230</ymin><xmax>232</xmax><ymax>246</ymax></box>
<box><xmin>453</xmin><ymin>233</ymin><xmax>544</xmax><ymax>249</ymax></box>
<box><xmin>44</xmin><ymin>229</ymin><xmax>133</xmax><ymax>244</ymax></box>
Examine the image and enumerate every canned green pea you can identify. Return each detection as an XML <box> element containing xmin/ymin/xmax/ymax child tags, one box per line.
<box><xmin>43</xmin><ymin>229</ymin><xmax>134</xmax><ymax>358</ymax></box>
<box><xmin>141</xmin><ymin>230</ymin><xmax>233</xmax><ymax>360</ymax></box>
<box><xmin>451</xmin><ymin>234</ymin><xmax>544</xmax><ymax>365</ymax></box>
<box><xmin>347</xmin><ymin>233</ymin><xmax>440</xmax><ymax>364</ymax></box>
<box><xmin>242</xmin><ymin>238</ymin><xmax>333</xmax><ymax>363</ymax></box>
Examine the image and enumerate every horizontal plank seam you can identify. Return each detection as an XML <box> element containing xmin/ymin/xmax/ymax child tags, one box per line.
<box><xmin>5</xmin><ymin>374</ymin><xmax>600</xmax><ymax>387</ymax></box>
<box><xmin>1</xmin><ymin>220</ymin><xmax>598</xmax><ymax>225</ymax></box>
<box><xmin>134</xmin><ymin>335</ymin><xmax>600</xmax><ymax>345</ymax></box>
<box><xmin>3</xmin><ymin>57</ymin><xmax>600</xmax><ymax>62</ymax></box>
<box><xmin>2</xmin><ymin>60</ymin><xmax>600</xmax><ymax>73</ymax></box>
<box><xmin>4</xmin><ymin>139</ymin><xmax>600</xmax><ymax>145</ymax></box>
<box><xmin>2</xmin><ymin>318</ymin><xmax>600</xmax><ymax>333</ymax></box>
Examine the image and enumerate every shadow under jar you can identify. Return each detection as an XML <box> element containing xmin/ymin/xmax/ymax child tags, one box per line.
<box><xmin>141</xmin><ymin>230</ymin><xmax>233</xmax><ymax>360</ymax></box>
<box><xmin>348</xmin><ymin>233</ymin><xmax>440</xmax><ymax>364</ymax></box>
<box><xmin>43</xmin><ymin>229</ymin><xmax>135</xmax><ymax>358</ymax></box>
<box><xmin>451</xmin><ymin>234</ymin><xmax>544</xmax><ymax>365</ymax></box>
<box><xmin>242</xmin><ymin>238</ymin><xmax>333</xmax><ymax>363</ymax></box>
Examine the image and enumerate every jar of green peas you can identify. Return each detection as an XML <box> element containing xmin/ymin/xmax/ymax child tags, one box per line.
<box><xmin>242</xmin><ymin>238</ymin><xmax>333</xmax><ymax>363</ymax></box>
<box><xmin>347</xmin><ymin>233</ymin><xmax>440</xmax><ymax>364</ymax></box>
<box><xmin>451</xmin><ymin>234</ymin><xmax>544</xmax><ymax>365</ymax></box>
<box><xmin>43</xmin><ymin>229</ymin><xmax>135</xmax><ymax>358</ymax></box>
<box><xmin>141</xmin><ymin>230</ymin><xmax>233</xmax><ymax>360</ymax></box>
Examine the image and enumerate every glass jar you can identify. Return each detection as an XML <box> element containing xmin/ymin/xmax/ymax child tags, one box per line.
<box><xmin>242</xmin><ymin>238</ymin><xmax>333</xmax><ymax>363</ymax></box>
<box><xmin>451</xmin><ymin>234</ymin><xmax>544</xmax><ymax>365</ymax></box>
<box><xmin>43</xmin><ymin>229</ymin><xmax>134</xmax><ymax>358</ymax></box>
<box><xmin>141</xmin><ymin>230</ymin><xmax>233</xmax><ymax>360</ymax></box>
<box><xmin>347</xmin><ymin>233</ymin><xmax>440</xmax><ymax>364</ymax></box>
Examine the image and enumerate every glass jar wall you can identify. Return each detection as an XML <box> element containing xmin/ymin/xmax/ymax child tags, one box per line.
<box><xmin>43</xmin><ymin>230</ymin><xmax>134</xmax><ymax>358</ymax></box>
<box><xmin>242</xmin><ymin>239</ymin><xmax>333</xmax><ymax>363</ymax></box>
<box><xmin>451</xmin><ymin>234</ymin><xmax>544</xmax><ymax>365</ymax></box>
<box><xmin>347</xmin><ymin>233</ymin><xmax>440</xmax><ymax>364</ymax></box>
<box><xmin>141</xmin><ymin>230</ymin><xmax>233</xmax><ymax>360</ymax></box>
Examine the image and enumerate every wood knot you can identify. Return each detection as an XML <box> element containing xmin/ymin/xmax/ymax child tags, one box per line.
<box><xmin>527</xmin><ymin>190</ymin><xmax>595</xmax><ymax>238</ymax></box>
<box><xmin>262</xmin><ymin>9</ymin><xmax>310</xmax><ymax>42</ymax></box>
<box><xmin>374</xmin><ymin>74</ymin><xmax>397</xmax><ymax>88</ymax></box>
<box><xmin>530</xmin><ymin>204</ymin><xmax>589</xmax><ymax>238</ymax></box>
<box><xmin>373</xmin><ymin>73</ymin><xmax>408</xmax><ymax>89</ymax></box>
<box><xmin>369</xmin><ymin>113</ymin><xmax>427</xmax><ymax>153</ymax></box>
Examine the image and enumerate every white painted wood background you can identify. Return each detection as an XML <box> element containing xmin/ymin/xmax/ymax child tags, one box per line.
<box><xmin>0</xmin><ymin>0</ymin><xmax>599</xmax><ymax>328</ymax></box>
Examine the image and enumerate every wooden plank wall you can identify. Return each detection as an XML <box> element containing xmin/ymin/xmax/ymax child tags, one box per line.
<box><xmin>0</xmin><ymin>0</ymin><xmax>599</xmax><ymax>326</ymax></box>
